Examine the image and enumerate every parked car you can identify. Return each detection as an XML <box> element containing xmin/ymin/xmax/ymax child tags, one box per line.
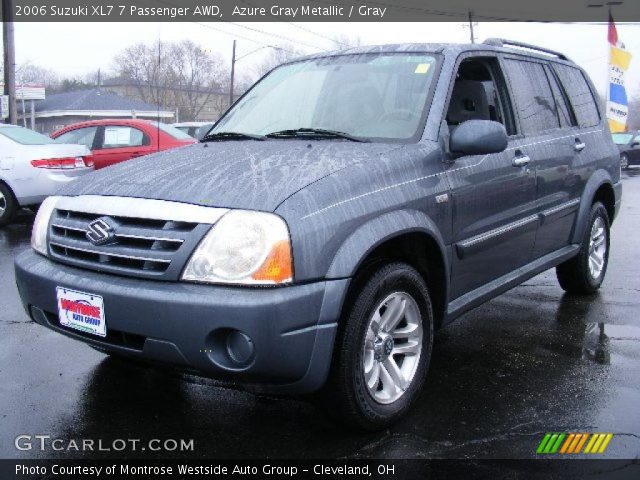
<box><xmin>16</xmin><ymin>40</ymin><xmax>622</xmax><ymax>430</ymax></box>
<box><xmin>0</xmin><ymin>124</ymin><xmax>93</xmax><ymax>226</ymax></box>
<box><xmin>51</xmin><ymin>119</ymin><xmax>196</xmax><ymax>169</ymax></box>
<box><xmin>612</xmin><ymin>131</ymin><xmax>640</xmax><ymax>169</ymax></box>
<box><xmin>172</xmin><ymin>121</ymin><xmax>215</xmax><ymax>140</ymax></box>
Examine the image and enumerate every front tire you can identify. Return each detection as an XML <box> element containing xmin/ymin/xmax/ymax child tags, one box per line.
<box><xmin>325</xmin><ymin>262</ymin><xmax>434</xmax><ymax>430</ymax></box>
<box><xmin>556</xmin><ymin>201</ymin><xmax>610</xmax><ymax>294</ymax></box>
<box><xmin>0</xmin><ymin>183</ymin><xmax>18</xmax><ymax>227</ymax></box>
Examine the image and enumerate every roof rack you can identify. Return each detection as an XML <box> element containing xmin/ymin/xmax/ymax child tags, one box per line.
<box><xmin>483</xmin><ymin>38</ymin><xmax>570</xmax><ymax>61</ymax></box>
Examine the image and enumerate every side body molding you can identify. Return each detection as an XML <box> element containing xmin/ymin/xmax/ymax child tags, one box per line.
<box><xmin>325</xmin><ymin>208</ymin><xmax>449</xmax><ymax>290</ymax></box>
<box><xmin>571</xmin><ymin>169</ymin><xmax>614</xmax><ymax>245</ymax></box>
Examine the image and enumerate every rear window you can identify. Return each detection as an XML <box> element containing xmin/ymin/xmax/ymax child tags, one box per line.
<box><xmin>552</xmin><ymin>64</ymin><xmax>600</xmax><ymax>128</ymax></box>
<box><xmin>0</xmin><ymin>126</ymin><xmax>56</xmax><ymax>145</ymax></box>
<box><xmin>152</xmin><ymin>122</ymin><xmax>193</xmax><ymax>140</ymax></box>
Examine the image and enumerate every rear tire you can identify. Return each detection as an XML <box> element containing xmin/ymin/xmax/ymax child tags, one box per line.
<box><xmin>556</xmin><ymin>202</ymin><xmax>610</xmax><ymax>294</ymax></box>
<box><xmin>0</xmin><ymin>183</ymin><xmax>18</xmax><ymax>227</ymax></box>
<box><xmin>324</xmin><ymin>262</ymin><xmax>434</xmax><ymax>430</ymax></box>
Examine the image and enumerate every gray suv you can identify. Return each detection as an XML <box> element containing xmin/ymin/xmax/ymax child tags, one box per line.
<box><xmin>15</xmin><ymin>39</ymin><xmax>622</xmax><ymax>430</ymax></box>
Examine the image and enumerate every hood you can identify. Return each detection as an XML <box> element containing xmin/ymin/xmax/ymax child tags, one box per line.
<box><xmin>58</xmin><ymin>140</ymin><xmax>402</xmax><ymax>211</ymax></box>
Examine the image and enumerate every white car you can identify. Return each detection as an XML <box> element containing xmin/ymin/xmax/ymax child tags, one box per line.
<box><xmin>0</xmin><ymin>124</ymin><xmax>93</xmax><ymax>225</ymax></box>
<box><xmin>171</xmin><ymin>121</ymin><xmax>215</xmax><ymax>140</ymax></box>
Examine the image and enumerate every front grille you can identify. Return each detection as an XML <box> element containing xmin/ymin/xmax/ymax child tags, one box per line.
<box><xmin>47</xmin><ymin>196</ymin><xmax>228</xmax><ymax>280</ymax></box>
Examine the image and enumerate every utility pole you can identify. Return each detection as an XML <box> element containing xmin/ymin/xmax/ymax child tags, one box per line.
<box><xmin>229</xmin><ymin>40</ymin><xmax>236</xmax><ymax>107</ymax></box>
<box><xmin>2</xmin><ymin>0</ymin><xmax>17</xmax><ymax>124</ymax></box>
<box><xmin>468</xmin><ymin>10</ymin><xmax>476</xmax><ymax>44</ymax></box>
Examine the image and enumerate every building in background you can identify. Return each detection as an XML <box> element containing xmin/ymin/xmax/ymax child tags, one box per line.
<box><xmin>17</xmin><ymin>89</ymin><xmax>174</xmax><ymax>134</ymax></box>
<box><xmin>102</xmin><ymin>77</ymin><xmax>235</xmax><ymax>123</ymax></box>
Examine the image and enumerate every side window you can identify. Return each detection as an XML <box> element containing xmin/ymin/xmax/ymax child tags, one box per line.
<box><xmin>544</xmin><ymin>65</ymin><xmax>573</xmax><ymax>127</ymax></box>
<box><xmin>503</xmin><ymin>59</ymin><xmax>560</xmax><ymax>135</ymax></box>
<box><xmin>102</xmin><ymin>126</ymin><xmax>146</xmax><ymax>149</ymax></box>
<box><xmin>445</xmin><ymin>57</ymin><xmax>516</xmax><ymax>136</ymax></box>
<box><xmin>54</xmin><ymin>126</ymin><xmax>98</xmax><ymax>149</ymax></box>
<box><xmin>552</xmin><ymin>64</ymin><xmax>600</xmax><ymax>128</ymax></box>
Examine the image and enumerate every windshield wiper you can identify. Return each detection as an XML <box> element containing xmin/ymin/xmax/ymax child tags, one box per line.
<box><xmin>265</xmin><ymin>128</ymin><xmax>370</xmax><ymax>143</ymax></box>
<box><xmin>201</xmin><ymin>131</ymin><xmax>266</xmax><ymax>142</ymax></box>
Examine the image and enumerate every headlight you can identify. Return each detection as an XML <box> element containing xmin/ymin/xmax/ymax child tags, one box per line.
<box><xmin>31</xmin><ymin>196</ymin><xmax>60</xmax><ymax>256</ymax></box>
<box><xmin>182</xmin><ymin>210</ymin><xmax>293</xmax><ymax>285</ymax></box>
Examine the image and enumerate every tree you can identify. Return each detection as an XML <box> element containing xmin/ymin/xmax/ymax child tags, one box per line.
<box><xmin>169</xmin><ymin>40</ymin><xmax>226</xmax><ymax>120</ymax></box>
<box><xmin>113</xmin><ymin>41</ymin><xmax>173</xmax><ymax>108</ymax></box>
<box><xmin>15</xmin><ymin>63</ymin><xmax>59</xmax><ymax>88</ymax></box>
<box><xmin>113</xmin><ymin>40</ymin><xmax>226</xmax><ymax>121</ymax></box>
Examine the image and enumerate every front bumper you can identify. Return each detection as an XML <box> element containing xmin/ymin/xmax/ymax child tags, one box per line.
<box><xmin>15</xmin><ymin>249</ymin><xmax>349</xmax><ymax>394</ymax></box>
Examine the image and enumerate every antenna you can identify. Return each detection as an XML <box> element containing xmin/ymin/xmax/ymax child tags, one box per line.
<box><xmin>156</xmin><ymin>29</ymin><xmax>161</xmax><ymax>153</ymax></box>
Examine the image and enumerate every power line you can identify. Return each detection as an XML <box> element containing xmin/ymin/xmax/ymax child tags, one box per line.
<box><xmin>287</xmin><ymin>23</ymin><xmax>350</xmax><ymax>48</ymax></box>
<box><xmin>226</xmin><ymin>22</ymin><xmax>328</xmax><ymax>51</ymax></box>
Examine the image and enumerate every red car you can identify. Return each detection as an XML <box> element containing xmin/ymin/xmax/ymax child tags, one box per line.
<box><xmin>51</xmin><ymin>119</ymin><xmax>196</xmax><ymax>169</ymax></box>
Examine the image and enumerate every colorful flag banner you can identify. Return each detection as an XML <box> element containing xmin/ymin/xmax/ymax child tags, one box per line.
<box><xmin>607</xmin><ymin>14</ymin><xmax>632</xmax><ymax>133</ymax></box>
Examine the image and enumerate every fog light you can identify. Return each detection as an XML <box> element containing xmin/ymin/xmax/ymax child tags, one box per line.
<box><xmin>226</xmin><ymin>331</ymin><xmax>254</xmax><ymax>365</ymax></box>
<box><xmin>205</xmin><ymin>328</ymin><xmax>255</xmax><ymax>370</ymax></box>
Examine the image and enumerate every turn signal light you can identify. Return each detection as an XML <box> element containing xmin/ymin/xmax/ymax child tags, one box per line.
<box><xmin>251</xmin><ymin>240</ymin><xmax>293</xmax><ymax>284</ymax></box>
<box><xmin>30</xmin><ymin>156</ymin><xmax>91</xmax><ymax>169</ymax></box>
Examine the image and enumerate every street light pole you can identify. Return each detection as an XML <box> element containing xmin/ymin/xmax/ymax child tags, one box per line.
<box><xmin>229</xmin><ymin>40</ymin><xmax>236</xmax><ymax>107</ymax></box>
<box><xmin>2</xmin><ymin>0</ymin><xmax>17</xmax><ymax>124</ymax></box>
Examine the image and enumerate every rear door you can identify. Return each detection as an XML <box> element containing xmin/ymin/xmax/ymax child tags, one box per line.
<box><xmin>630</xmin><ymin>133</ymin><xmax>640</xmax><ymax>163</ymax></box>
<box><xmin>92</xmin><ymin>125</ymin><xmax>152</xmax><ymax>169</ymax></box>
<box><xmin>501</xmin><ymin>56</ymin><xmax>586</xmax><ymax>260</ymax></box>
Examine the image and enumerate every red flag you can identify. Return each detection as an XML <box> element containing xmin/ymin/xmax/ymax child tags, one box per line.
<box><xmin>608</xmin><ymin>12</ymin><xmax>618</xmax><ymax>46</ymax></box>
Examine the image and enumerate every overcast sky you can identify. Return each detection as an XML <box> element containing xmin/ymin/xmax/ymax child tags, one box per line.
<box><xmin>3</xmin><ymin>21</ymin><xmax>639</xmax><ymax>97</ymax></box>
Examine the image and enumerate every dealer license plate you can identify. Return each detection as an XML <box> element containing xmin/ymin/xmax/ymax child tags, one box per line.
<box><xmin>56</xmin><ymin>287</ymin><xmax>107</xmax><ymax>337</ymax></box>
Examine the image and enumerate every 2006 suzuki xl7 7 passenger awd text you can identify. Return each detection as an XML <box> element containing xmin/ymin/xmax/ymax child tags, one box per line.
<box><xmin>15</xmin><ymin>39</ymin><xmax>622</xmax><ymax>430</ymax></box>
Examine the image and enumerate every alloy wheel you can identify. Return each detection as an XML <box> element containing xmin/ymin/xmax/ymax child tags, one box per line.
<box><xmin>362</xmin><ymin>292</ymin><xmax>423</xmax><ymax>404</ymax></box>
<box><xmin>588</xmin><ymin>216</ymin><xmax>607</xmax><ymax>279</ymax></box>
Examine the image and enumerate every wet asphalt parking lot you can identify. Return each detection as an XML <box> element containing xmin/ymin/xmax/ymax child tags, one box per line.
<box><xmin>1</xmin><ymin>170</ymin><xmax>639</xmax><ymax>462</ymax></box>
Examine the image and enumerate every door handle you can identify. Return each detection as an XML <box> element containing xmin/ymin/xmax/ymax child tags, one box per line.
<box><xmin>512</xmin><ymin>155</ymin><xmax>531</xmax><ymax>167</ymax></box>
<box><xmin>574</xmin><ymin>140</ymin><xmax>586</xmax><ymax>152</ymax></box>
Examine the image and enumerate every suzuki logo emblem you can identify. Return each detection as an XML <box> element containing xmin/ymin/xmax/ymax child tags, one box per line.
<box><xmin>86</xmin><ymin>217</ymin><xmax>117</xmax><ymax>246</ymax></box>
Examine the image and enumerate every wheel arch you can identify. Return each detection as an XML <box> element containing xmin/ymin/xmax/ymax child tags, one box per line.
<box><xmin>326</xmin><ymin>209</ymin><xmax>449</xmax><ymax>329</ymax></box>
<box><xmin>572</xmin><ymin>169</ymin><xmax>616</xmax><ymax>244</ymax></box>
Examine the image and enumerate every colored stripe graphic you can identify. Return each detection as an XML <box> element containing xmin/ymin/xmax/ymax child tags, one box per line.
<box><xmin>538</xmin><ymin>433</ymin><xmax>613</xmax><ymax>454</ymax></box>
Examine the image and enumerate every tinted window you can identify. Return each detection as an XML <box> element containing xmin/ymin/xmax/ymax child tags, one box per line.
<box><xmin>503</xmin><ymin>59</ymin><xmax>559</xmax><ymax>135</ymax></box>
<box><xmin>545</xmin><ymin>66</ymin><xmax>572</xmax><ymax>127</ymax></box>
<box><xmin>54</xmin><ymin>126</ymin><xmax>98</xmax><ymax>149</ymax></box>
<box><xmin>102</xmin><ymin>126</ymin><xmax>145</xmax><ymax>149</ymax></box>
<box><xmin>0</xmin><ymin>126</ymin><xmax>56</xmax><ymax>145</ymax></box>
<box><xmin>552</xmin><ymin>64</ymin><xmax>600</xmax><ymax>128</ymax></box>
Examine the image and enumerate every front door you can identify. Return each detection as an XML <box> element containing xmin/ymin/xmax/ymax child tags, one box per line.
<box><xmin>444</xmin><ymin>55</ymin><xmax>538</xmax><ymax>299</ymax></box>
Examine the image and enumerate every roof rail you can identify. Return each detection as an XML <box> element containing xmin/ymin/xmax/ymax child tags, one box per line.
<box><xmin>483</xmin><ymin>38</ymin><xmax>571</xmax><ymax>61</ymax></box>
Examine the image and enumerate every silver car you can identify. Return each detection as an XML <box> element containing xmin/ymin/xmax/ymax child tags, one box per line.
<box><xmin>0</xmin><ymin>124</ymin><xmax>93</xmax><ymax>225</ymax></box>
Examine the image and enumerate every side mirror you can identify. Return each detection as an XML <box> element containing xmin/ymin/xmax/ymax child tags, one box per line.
<box><xmin>632</xmin><ymin>141</ymin><xmax>640</xmax><ymax>148</ymax></box>
<box><xmin>450</xmin><ymin>120</ymin><xmax>508</xmax><ymax>157</ymax></box>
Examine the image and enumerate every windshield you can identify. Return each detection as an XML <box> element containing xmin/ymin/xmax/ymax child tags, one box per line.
<box><xmin>0</xmin><ymin>126</ymin><xmax>56</xmax><ymax>145</ymax></box>
<box><xmin>213</xmin><ymin>53</ymin><xmax>438</xmax><ymax>141</ymax></box>
<box><xmin>612</xmin><ymin>133</ymin><xmax>633</xmax><ymax>145</ymax></box>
